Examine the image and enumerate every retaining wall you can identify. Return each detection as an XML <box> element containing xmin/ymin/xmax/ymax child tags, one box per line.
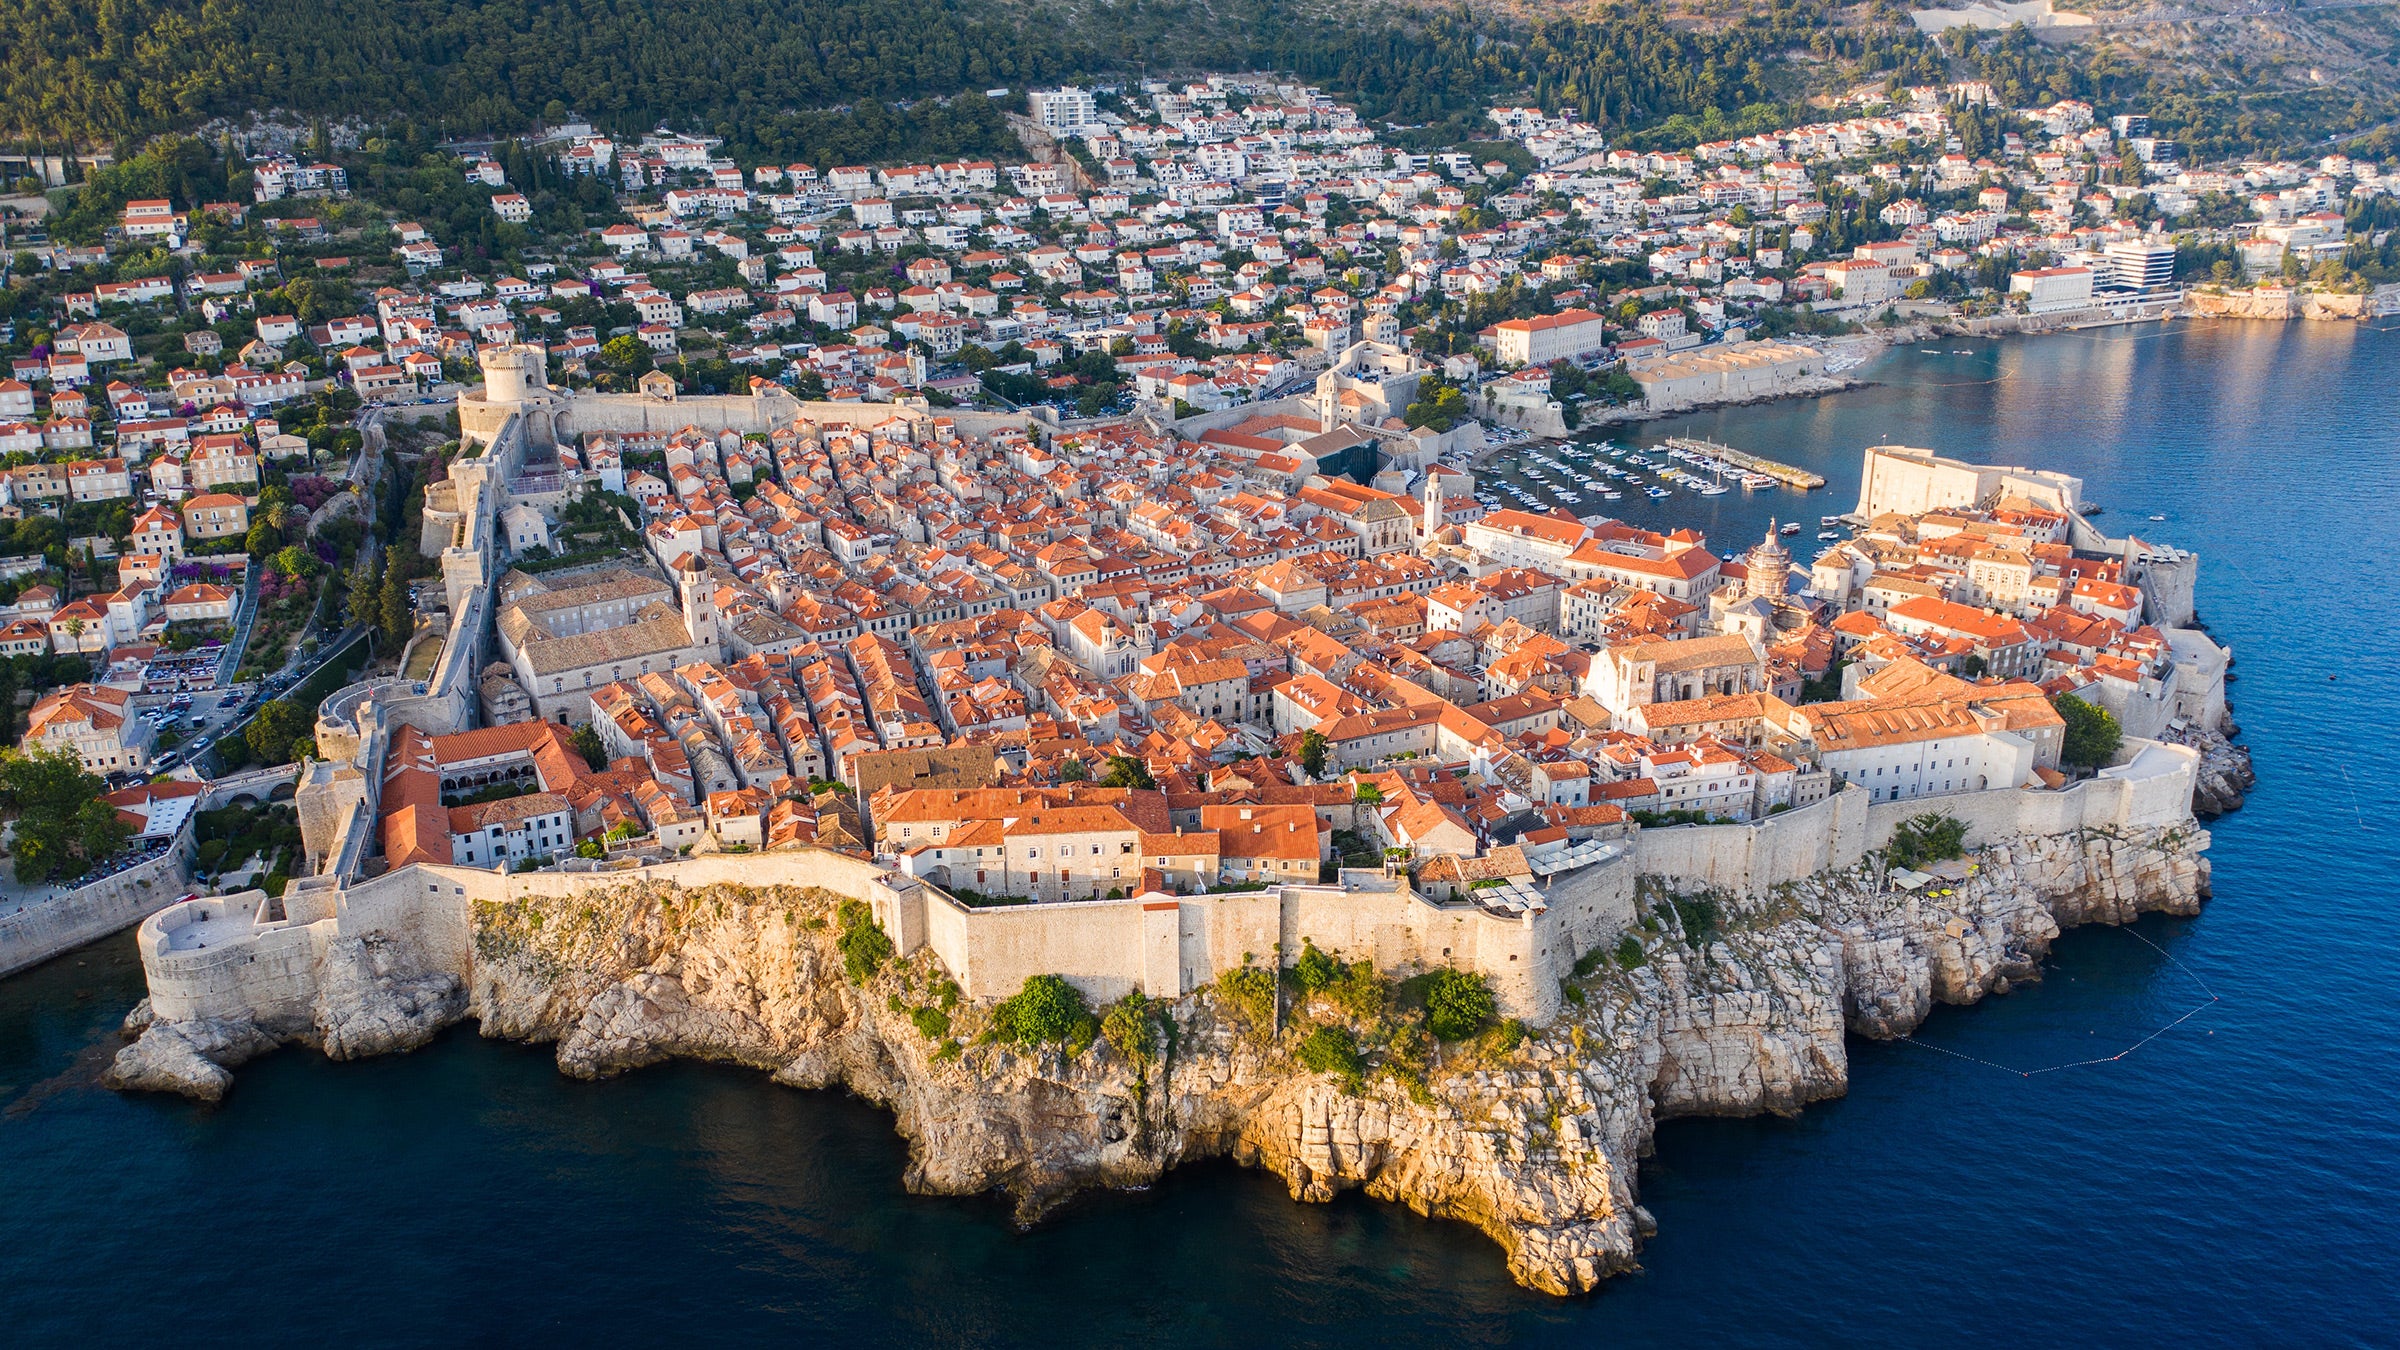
<box><xmin>0</xmin><ymin>821</ymin><xmax>195</xmax><ymax>978</ymax></box>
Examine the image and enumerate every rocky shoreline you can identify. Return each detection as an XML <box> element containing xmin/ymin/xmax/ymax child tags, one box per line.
<box><xmin>104</xmin><ymin>818</ymin><xmax>2211</xmax><ymax>1294</ymax></box>
<box><xmin>2188</xmin><ymin>725</ymin><xmax>2257</xmax><ymax>818</ymax></box>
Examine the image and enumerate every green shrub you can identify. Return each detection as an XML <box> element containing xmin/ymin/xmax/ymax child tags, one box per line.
<box><xmin>1218</xmin><ymin>964</ymin><xmax>1278</xmax><ymax>1031</ymax></box>
<box><xmin>1295</xmin><ymin>1025</ymin><xmax>1363</xmax><ymax>1084</ymax></box>
<box><xmin>910</xmin><ymin>1005</ymin><xmax>952</xmax><ymax>1040</ymax></box>
<box><xmin>1614</xmin><ymin>935</ymin><xmax>1646</xmax><ymax>969</ymax></box>
<box><xmin>1102</xmin><ymin>992</ymin><xmax>1161</xmax><ymax>1064</ymax></box>
<box><xmin>1671</xmin><ymin>895</ymin><xmax>1720</xmax><ymax>947</ymax></box>
<box><xmin>1571</xmin><ymin>946</ymin><xmax>1608</xmax><ymax>979</ymax></box>
<box><xmin>1483</xmin><ymin>1018</ymin><xmax>1527</xmax><ymax>1056</ymax></box>
<box><xmin>1292</xmin><ymin>939</ymin><xmax>1340</xmax><ymax>993</ymax></box>
<box><xmin>1425</xmin><ymin>969</ymin><xmax>1497</xmax><ymax>1042</ymax></box>
<box><xmin>989</xmin><ymin>974</ymin><xmax>1097</xmax><ymax>1053</ymax></box>
<box><xmin>1286</xmin><ymin>942</ymin><xmax>1387</xmax><ymax>1021</ymax></box>
<box><xmin>1887</xmin><ymin>812</ymin><xmax>1969</xmax><ymax>870</ymax></box>
<box><xmin>1326</xmin><ymin>959</ymin><xmax>1386</xmax><ymax>1021</ymax></box>
<box><xmin>834</xmin><ymin>899</ymin><xmax>894</xmax><ymax>984</ymax></box>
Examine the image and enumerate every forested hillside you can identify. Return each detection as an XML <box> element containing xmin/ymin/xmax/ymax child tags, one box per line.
<box><xmin>0</xmin><ymin>0</ymin><xmax>1909</xmax><ymax>151</ymax></box>
<box><xmin>1</xmin><ymin>0</ymin><xmax>2383</xmax><ymax>160</ymax></box>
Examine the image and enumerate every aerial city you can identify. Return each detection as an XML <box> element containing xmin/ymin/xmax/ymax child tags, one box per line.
<box><xmin>0</xmin><ymin>0</ymin><xmax>2384</xmax><ymax>1341</ymax></box>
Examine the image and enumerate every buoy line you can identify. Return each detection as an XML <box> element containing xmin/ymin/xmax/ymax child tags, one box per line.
<box><xmin>1889</xmin><ymin>923</ymin><xmax>2220</xmax><ymax>1078</ymax></box>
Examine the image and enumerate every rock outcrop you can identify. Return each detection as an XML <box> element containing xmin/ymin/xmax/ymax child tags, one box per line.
<box><xmin>105</xmin><ymin>821</ymin><xmax>2209</xmax><ymax>1292</ymax></box>
<box><xmin>2188</xmin><ymin>727</ymin><xmax>2257</xmax><ymax>818</ymax></box>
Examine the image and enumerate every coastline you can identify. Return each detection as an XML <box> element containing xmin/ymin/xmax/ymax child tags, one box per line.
<box><xmin>1465</xmin><ymin>308</ymin><xmax>2224</xmax><ymax>463</ymax></box>
<box><xmin>103</xmin><ymin>750</ymin><xmax>2223</xmax><ymax>1294</ymax></box>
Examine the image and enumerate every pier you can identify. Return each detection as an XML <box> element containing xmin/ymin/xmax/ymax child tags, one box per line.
<box><xmin>1660</xmin><ymin>437</ymin><xmax>1825</xmax><ymax>489</ymax></box>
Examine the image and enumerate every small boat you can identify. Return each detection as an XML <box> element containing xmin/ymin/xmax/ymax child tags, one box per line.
<box><xmin>1781</xmin><ymin>522</ymin><xmax>1802</xmax><ymax>535</ymax></box>
<box><xmin>1818</xmin><ymin>530</ymin><xmax>1839</xmax><ymax>540</ymax></box>
<box><xmin>1920</xmin><ymin>349</ymin><xmax>1942</xmax><ymax>354</ymax></box>
<box><xmin>1646</xmin><ymin>486</ymin><xmax>1671</xmax><ymax>499</ymax></box>
<box><xmin>1698</xmin><ymin>484</ymin><xmax>1728</xmax><ymax>496</ymax></box>
<box><xmin>2147</xmin><ymin>514</ymin><xmax>2166</xmax><ymax>522</ymax></box>
<box><xmin>1820</xmin><ymin>515</ymin><xmax>1842</xmax><ymax>526</ymax></box>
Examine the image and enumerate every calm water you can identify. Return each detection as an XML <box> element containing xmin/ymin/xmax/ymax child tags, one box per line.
<box><xmin>6</xmin><ymin>321</ymin><xmax>2396</xmax><ymax>1345</ymax></box>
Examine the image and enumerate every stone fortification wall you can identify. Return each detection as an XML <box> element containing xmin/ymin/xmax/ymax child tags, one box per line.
<box><xmin>135</xmin><ymin>841</ymin><xmax>1631</xmax><ymax>1031</ymax></box>
<box><xmin>0</xmin><ymin>820</ymin><xmax>196</xmax><ymax>978</ymax></box>
<box><xmin>140</xmin><ymin>890</ymin><xmax>323</xmax><ymax>1026</ymax></box>
<box><xmin>2187</xmin><ymin>284</ymin><xmax>2400</xmax><ymax>321</ymax></box>
<box><xmin>132</xmin><ymin>744</ymin><xmax>2191</xmax><ymax>1034</ymax></box>
<box><xmin>1633</xmin><ymin>740</ymin><xmax>2198</xmax><ymax>894</ymax></box>
<box><xmin>1632</xmin><ymin>788</ymin><xmax>1873</xmax><ymax>894</ymax></box>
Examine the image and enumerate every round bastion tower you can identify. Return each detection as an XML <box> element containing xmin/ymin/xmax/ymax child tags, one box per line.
<box><xmin>478</xmin><ymin>341</ymin><xmax>548</xmax><ymax>404</ymax></box>
<box><xmin>1745</xmin><ymin>523</ymin><xmax>1791</xmax><ymax>600</ymax></box>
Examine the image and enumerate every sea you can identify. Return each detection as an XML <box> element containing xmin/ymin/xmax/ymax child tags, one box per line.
<box><xmin>4</xmin><ymin>320</ymin><xmax>2394</xmax><ymax>1347</ymax></box>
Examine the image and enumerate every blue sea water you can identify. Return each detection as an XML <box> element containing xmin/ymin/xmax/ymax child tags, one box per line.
<box><xmin>4</xmin><ymin>320</ymin><xmax>2395</xmax><ymax>1346</ymax></box>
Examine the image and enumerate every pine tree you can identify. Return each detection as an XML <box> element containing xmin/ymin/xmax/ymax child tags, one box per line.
<box><xmin>378</xmin><ymin>545</ymin><xmax>413</xmax><ymax>650</ymax></box>
<box><xmin>347</xmin><ymin>553</ymin><xmax>380</xmax><ymax>632</ymax></box>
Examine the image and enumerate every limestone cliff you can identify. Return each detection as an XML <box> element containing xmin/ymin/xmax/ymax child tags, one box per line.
<box><xmin>104</xmin><ymin>821</ymin><xmax>2209</xmax><ymax>1294</ymax></box>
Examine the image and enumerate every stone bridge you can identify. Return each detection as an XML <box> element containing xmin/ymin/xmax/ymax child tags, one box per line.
<box><xmin>203</xmin><ymin>764</ymin><xmax>302</xmax><ymax>809</ymax></box>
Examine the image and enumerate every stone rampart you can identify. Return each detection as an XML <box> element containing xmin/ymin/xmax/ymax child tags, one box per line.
<box><xmin>1631</xmin><ymin>739</ymin><xmax>2198</xmax><ymax>893</ymax></box>
<box><xmin>0</xmin><ymin>820</ymin><xmax>196</xmax><ymax>978</ymax></box>
<box><xmin>1632</xmin><ymin>787</ymin><xmax>1873</xmax><ymax>893</ymax></box>
<box><xmin>131</xmin><ymin>744</ymin><xmax>2192</xmax><ymax>1032</ymax></box>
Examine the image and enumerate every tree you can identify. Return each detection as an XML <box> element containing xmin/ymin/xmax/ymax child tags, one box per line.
<box><xmin>378</xmin><ymin>545</ymin><xmax>413</xmax><ymax>650</ymax></box>
<box><xmin>1097</xmin><ymin>754</ymin><xmax>1152</xmax><ymax>789</ymax></box>
<box><xmin>1424</xmin><ymin>969</ymin><xmax>1497</xmax><ymax>1042</ymax></box>
<box><xmin>245</xmin><ymin>518</ymin><xmax>281</xmax><ymax>558</ymax></box>
<box><xmin>1298</xmin><ymin>730</ymin><xmax>1329</xmax><ymax>778</ymax></box>
<box><xmin>271</xmin><ymin>544</ymin><xmax>317</xmax><ymax>578</ymax></box>
<box><xmin>2052</xmin><ymin>693</ymin><xmax>2122</xmax><ymax>770</ymax></box>
<box><xmin>347</xmin><ymin>552</ymin><xmax>381</xmax><ymax>631</ymax></box>
<box><xmin>245</xmin><ymin>699</ymin><xmax>312</xmax><ymax>765</ymax></box>
<box><xmin>0</xmin><ymin>748</ymin><xmax>127</xmax><ymax>884</ymax></box>
<box><xmin>1057</xmin><ymin>756</ymin><xmax>1087</xmax><ymax>782</ymax></box>
<box><xmin>600</xmin><ymin>334</ymin><xmax>648</xmax><ymax>369</ymax></box>
<box><xmin>568</xmin><ymin>723</ymin><xmax>607</xmax><ymax>769</ymax></box>
<box><xmin>1403</xmin><ymin>376</ymin><xmax>1470</xmax><ymax>432</ymax></box>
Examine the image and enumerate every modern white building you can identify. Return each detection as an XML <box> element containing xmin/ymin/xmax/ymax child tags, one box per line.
<box><xmin>1029</xmin><ymin>88</ymin><xmax>1098</xmax><ymax>134</ymax></box>
<box><xmin>2010</xmin><ymin>266</ymin><xmax>2095</xmax><ymax>314</ymax></box>
<box><xmin>2103</xmin><ymin>239</ymin><xmax>2177</xmax><ymax>290</ymax></box>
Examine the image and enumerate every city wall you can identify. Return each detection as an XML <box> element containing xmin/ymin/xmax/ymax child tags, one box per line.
<box><xmin>0</xmin><ymin>819</ymin><xmax>196</xmax><ymax>979</ymax></box>
<box><xmin>1632</xmin><ymin>740</ymin><xmax>2199</xmax><ymax>895</ymax></box>
<box><xmin>134</xmin><ymin>744</ymin><xmax>2195</xmax><ymax>1031</ymax></box>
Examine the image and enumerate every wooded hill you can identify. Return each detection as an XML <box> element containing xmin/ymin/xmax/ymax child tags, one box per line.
<box><xmin>0</xmin><ymin>0</ymin><xmax>1912</xmax><ymax>151</ymax></box>
<box><xmin>2</xmin><ymin>0</ymin><xmax>2384</xmax><ymax>162</ymax></box>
